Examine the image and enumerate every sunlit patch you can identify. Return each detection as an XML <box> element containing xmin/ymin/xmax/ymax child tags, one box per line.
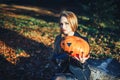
<box><xmin>0</xmin><ymin>4</ymin><xmax>59</xmax><ymax>17</ymax></box>
<box><xmin>0</xmin><ymin>3</ymin><xmax>119</xmax><ymax>64</ymax></box>
<box><xmin>0</xmin><ymin>41</ymin><xmax>30</xmax><ymax>64</ymax></box>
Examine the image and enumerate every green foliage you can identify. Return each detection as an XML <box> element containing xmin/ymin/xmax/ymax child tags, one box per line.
<box><xmin>91</xmin><ymin>53</ymin><xmax>113</xmax><ymax>59</ymax></box>
<box><xmin>0</xmin><ymin>2</ymin><xmax>119</xmax><ymax>61</ymax></box>
<box><xmin>0</xmin><ymin>14</ymin><xmax>58</xmax><ymax>30</ymax></box>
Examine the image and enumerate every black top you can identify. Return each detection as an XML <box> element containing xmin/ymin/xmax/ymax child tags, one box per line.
<box><xmin>52</xmin><ymin>32</ymin><xmax>91</xmax><ymax>80</ymax></box>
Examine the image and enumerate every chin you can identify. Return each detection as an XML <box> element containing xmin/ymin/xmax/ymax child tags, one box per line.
<box><xmin>61</xmin><ymin>29</ymin><xmax>67</xmax><ymax>34</ymax></box>
<box><xmin>63</xmin><ymin>33</ymin><xmax>68</xmax><ymax>35</ymax></box>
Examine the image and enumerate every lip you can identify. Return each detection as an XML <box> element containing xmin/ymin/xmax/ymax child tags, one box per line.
<box><xmin>62</xmin><ymin>29</ymin><xmax>66</xmax><ymax>32</ymax></box>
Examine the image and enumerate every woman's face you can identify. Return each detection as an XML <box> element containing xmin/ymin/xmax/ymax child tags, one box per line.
<box><xmin>59</xmin><ymin>16</ymin><xmax>73</xmax><ymax>35</ymax></box>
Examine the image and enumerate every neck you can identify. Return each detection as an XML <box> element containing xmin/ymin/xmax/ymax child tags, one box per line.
<box><xmin>67</xmin><ymin>32</ymin><xmax>75</xmax><ymax>36</ymax></box>
<box><xmin>61</xmin><ymin>32</ymin><xmax>75</xmax><ymax>38</ymax></box>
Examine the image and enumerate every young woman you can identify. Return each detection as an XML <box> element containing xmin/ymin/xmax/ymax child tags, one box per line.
<box><xmin>52</xmin><ymin>10</ymin><xmax>91</xmax><ymax>80</ymax></box>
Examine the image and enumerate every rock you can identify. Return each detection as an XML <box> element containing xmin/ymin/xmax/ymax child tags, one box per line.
<box><xmin>88</xmin><ymin>58</ymin><xmax>120</xmax><ymax>80</ymax></box>
<box><xmin>89</xmin><ymin>65</ymin><xmax>119</xmax><ymax>80</ymax></box>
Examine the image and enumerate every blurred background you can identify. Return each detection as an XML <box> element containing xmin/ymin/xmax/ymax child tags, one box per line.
<box><xmin>0</xmin><ymin>0</ymin><xmax>120</xmax><ymax>80</ymax></box>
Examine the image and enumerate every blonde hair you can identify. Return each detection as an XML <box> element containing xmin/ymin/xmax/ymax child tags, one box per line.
<box><xmin>59</xmin><ymin>10</ymin><xmax>78</xmax><ymax>32</ymax></box>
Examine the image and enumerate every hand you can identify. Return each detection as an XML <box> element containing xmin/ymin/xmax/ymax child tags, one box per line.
<box><xmin>74</xmin><ymin>55</ymin><xmax>90</xmax><ymax>63</ymax></box>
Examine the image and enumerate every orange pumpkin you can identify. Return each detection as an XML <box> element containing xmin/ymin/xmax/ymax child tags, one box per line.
<box><xmin>60</xmin><ymin>36</ymin><xmax>90</xmax><ymax>58</ymax></box>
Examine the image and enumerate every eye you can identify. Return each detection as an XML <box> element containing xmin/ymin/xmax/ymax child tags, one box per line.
<box><xmin>67</xmin><ymin>42</ymin><xmax>71</xmax><ymax>47</ymax></box>
<box><xmin>65</xmin><ymin>22</ymin><xmax>69</xmax><ymax>25</ymax></box>
<box><xmin>59</xmin><ymin>23</ymin><xmax>63</xmax><ymax>26</ymax></box>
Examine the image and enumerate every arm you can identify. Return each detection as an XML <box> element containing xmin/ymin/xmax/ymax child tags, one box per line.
<box><xmin>52</xmin><ymin>35</ymin><xmax>70</xmax><ymax>72</ymax></box>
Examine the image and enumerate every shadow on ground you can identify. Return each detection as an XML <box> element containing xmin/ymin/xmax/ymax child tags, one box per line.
<box><xmin>0</xmin><ymin>27</ymin><xmax>55</xmax><ymax>80</ymax></box>
<box><xmin>0</xmin><ymin>0</ymin><xmax>89</xmax><ymax>23</ymax></box>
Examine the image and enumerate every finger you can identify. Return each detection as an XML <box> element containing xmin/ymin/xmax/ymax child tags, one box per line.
<box><xmin>74</xmin><ymin>56</ymin><xmax>79</xmax><ymax>61</ymax></box>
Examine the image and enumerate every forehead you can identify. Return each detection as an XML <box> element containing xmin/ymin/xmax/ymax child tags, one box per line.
<box><xmin>60</xmin><ymin>16</ymin><xmax>69</xmax><ymax>23</ymax></box>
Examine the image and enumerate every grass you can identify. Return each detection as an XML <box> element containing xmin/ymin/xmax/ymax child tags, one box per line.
<box><xmin>0</xmin><ymin>3</ymin><xmax>119</xmax><ymax>80</ymax></box>
<box><xmin>0</xmin><ymin>5</ymin><xmax>120</xmax><ymax>64</ymax></box>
